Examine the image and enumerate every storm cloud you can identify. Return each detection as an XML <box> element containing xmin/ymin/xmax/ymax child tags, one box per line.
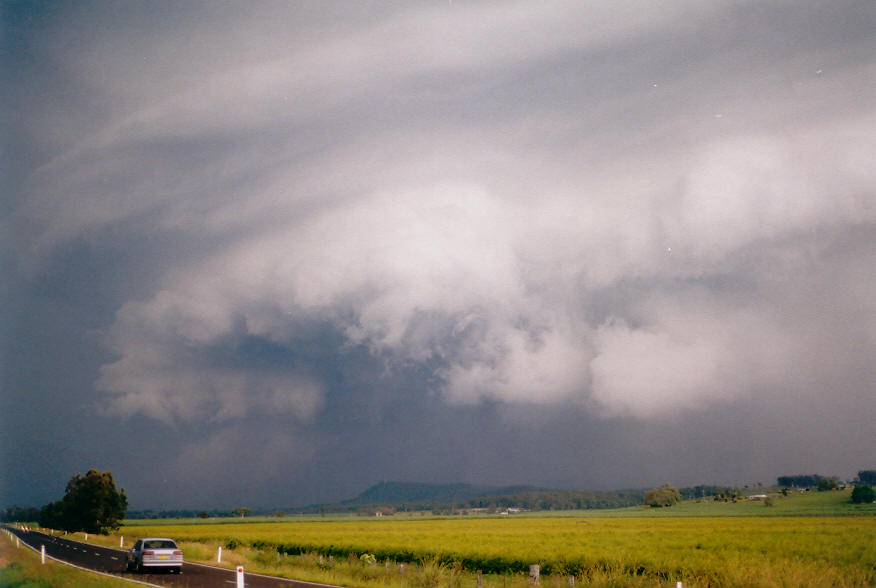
<box><xmin>3</xmin><ymin>0</ymin><xmax>874</xmax><ymax>509</ymax></box>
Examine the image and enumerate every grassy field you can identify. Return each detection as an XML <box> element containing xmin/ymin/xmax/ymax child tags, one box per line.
<box><xmin>61</xmin><ymin>490</ymin><xmax>876</xmax><ymax>587</ymax></box>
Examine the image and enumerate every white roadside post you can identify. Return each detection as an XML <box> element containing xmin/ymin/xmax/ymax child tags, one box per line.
<box><xmin>236</xmin><ymin>565</ymin><xmax>244</xmax><ymax>588</ymax></box>
<box><xmin>120</xmin><ymin>536</ymin><xmax>124</xmax><ymax>548</ymax></box>
<box><xmin>85</xmin><ymin>533</ymin><xmax>88</xmax><ymax>541</ymax></box>
<box><xmin>218</xmin><ymin>546</ymin><xmax>222</xmax><ymax>563</ymax></box>
<box><xmin>41</xmin><ymin>544</ymin><xmax>46</xmax><ymax>564</ymax></box>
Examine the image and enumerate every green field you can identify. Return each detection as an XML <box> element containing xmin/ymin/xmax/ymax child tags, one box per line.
<box><xmin>107</xmin><ymin>490</ymin><xmax>874</xmax><ymax>587</ymax></box>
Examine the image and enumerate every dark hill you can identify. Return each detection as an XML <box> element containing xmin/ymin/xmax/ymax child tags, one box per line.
<box><xmin>341</xmin><ymin>481</ymin><xmax>542</xmax><ymax>506</ymax></box>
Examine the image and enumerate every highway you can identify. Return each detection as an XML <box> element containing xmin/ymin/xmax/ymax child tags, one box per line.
<box><xmin>3</xmin><ymin>525</ymin><xmax>340</xmax><ymax>588</ymax></box>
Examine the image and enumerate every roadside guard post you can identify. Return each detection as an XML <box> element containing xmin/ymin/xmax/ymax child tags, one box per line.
<box><xmin>236</xmin><ymin>565</ymin><xmax>245</xmax><ymax>588</ymax></box>
<box><xmin>41</xmin><ymin>544</ymin><xmax>46</xmax><ymax>564</ymax></box>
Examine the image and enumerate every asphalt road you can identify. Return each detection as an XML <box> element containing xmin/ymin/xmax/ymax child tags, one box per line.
<box><xmin>3</xmin><ymin>525</ymin><xmax>340</xmax><ymax>588</ymax></box>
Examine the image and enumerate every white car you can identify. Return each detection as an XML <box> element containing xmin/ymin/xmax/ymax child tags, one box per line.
<box><xmin>126</xmin><ymin>537</ymin><xmax>183</xmax><ymax>573</ymax></box>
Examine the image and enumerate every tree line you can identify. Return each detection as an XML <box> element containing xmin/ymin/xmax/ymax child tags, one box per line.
<box><xmin>777</xmin><ymin>474</ymin><xmax>829</xmax><ymax>488</ymax></box>
<box><xmin>774</xmin><ymin>471</ymin><xmax>876</xmax><ymax>489</ymax></box>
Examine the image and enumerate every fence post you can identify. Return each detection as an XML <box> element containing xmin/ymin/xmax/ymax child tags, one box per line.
<box><xmin>478</xmin><ymin>570</ymin><xmax>483</xmax><ymax>588</ymax></box>
<box><xmin>568</xmin><ymin>576</ymin><xmax>575</xmax><ymax>587</ymax></box>
<box><xmin>529</xmin><ymin>564</ymin><xmax>540</xmax><ymax>584</ymax></box>
<box><xmin>400</xmin><ymin>564</ymin><xmax>406</xmax><ymax>576</ymax></box>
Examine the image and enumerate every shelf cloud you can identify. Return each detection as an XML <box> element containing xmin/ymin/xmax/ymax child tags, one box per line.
<box><xmin>3</xmin><ymin>0</ymin><xmax>874</xmax><ymax>508</ymax></box>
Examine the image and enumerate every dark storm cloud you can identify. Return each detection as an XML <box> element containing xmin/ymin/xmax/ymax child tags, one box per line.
<box><xmin>2</xmin><ymin>0</ymin><xmax>874</xmax><ymax>508</ymax></box>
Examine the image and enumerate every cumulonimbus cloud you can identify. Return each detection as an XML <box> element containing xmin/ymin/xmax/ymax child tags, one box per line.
<box><xmin>9</xmin><ymin>1</ymin><xmax>875</xmax><ymax>423</ymax></box>
<box><xmin>95</xmin><ymin>115</ymin><xmax>875</xmax><ymax>421</ymax></box>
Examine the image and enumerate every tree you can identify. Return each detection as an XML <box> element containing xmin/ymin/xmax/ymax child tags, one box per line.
<box><xmin>712</xmin><ymin>487</ymin><xmax>742</xmax><ymax>502</ymax></box>
<box><xmin>38</xmin><ymin>500</ymin><xmax>66</xmax><ymax>530</ymax></box>
<box><xmin>1</xmin><ymin>506</ymin><xmax>40</xmax><ymax>523</ymax></box>
<box><xmin>39</xmin><ymin>469</ymin><xmax>127</xmax><ymax>534</ymax></box>
<box><xmin>850</xmin><ymin>484</ymin><xmax>875</xmax><ymax>504</ymax></box>
<box><xmin>857</xmin><ymin>470</ymin><xmax>876</xmax><ymax>485</ymax></box>
<box><xmin>644</xmin><ymin>484</ymin><xmax>681</xmax><ymax>507</ymax></box>
<box><xmin>777</xmin><ymin>474</ymin><xmax>820</xmax><ymax>488</ymax></box>
<box><xmin>232</xmin><ymin>507</ymin><xmax>250</xmax><ymax>518</ymax></box>
<box><xmin>816</xmin><ymin>476</ymin><xmax>839</xmax><ymax>492</ymax></box>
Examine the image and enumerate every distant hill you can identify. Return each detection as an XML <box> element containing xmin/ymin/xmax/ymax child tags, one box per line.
<box><xmin>289</xmin><ymin>481</ymin><xmax>646</xmax><ymax>514</ymax></box>
<box><xmin>340</xmin><ymin>481</ymin><xmax>542</xmax><ymax>506</ymax></box>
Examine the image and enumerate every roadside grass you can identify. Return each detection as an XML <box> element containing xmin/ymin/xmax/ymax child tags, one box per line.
<box><xmin>0</xmin><ymin>532</ymin><xmax>131</xmax><ymax>587</ymax></box>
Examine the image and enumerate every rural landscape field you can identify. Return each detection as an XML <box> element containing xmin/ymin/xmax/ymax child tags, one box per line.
<box><xmin>54</xmin><ymin>489</ymin><xmax>872</xmax><ymax>588</ymax></box>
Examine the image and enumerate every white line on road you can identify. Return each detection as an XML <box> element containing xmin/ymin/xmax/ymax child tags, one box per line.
<box><xmin>9</xmin><ymin>530</ymin><xmax>163</xmax><ymax>588</ymax></box>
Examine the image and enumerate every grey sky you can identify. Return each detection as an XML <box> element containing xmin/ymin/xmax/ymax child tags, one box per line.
<box><xmin>2</xmin><ymin>0</ymin><xmax>875</xmax><ymax>509</ymax></box>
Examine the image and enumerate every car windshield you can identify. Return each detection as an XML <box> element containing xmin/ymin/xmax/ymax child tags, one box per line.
<box><xmin>144</xmin><ymin>540</ymin><xmax>177</xmax><ymax>549</ymax></box>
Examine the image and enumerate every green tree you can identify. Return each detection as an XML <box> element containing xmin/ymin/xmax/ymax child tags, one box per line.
<box><xmin>857</xmin><ymin>470</ymin><xmax>876</xmax><ymax>485</ymax></box>
<box><xmin>1</xmin><ymin>506</ymin><xmax>40</xmax><ymax>522</ymax></box>
<box><xmin>232</xmin><ymin>507</ymin><xmax>250</xmax><ymax>518</ymax></box>
<box><xmin>644</xmin><ymin>484</ymin><xmax>681</xmax><ymax>507</ymax></box>
<box><xmin>850</xmin><ymin>484</ymin><xmax>875</xmax><ymax>504</ymax></box>
<box><xmin>65</xmin><ymin>470</ymin><xmax>128</xmax><ymax>534</ymax></box>
<box><xmin>816</xmin><ymin>476</ymin><xmax>839</xmax><ymax>491</ymax></box>
<box><xmin>43</xmin><ymin>469</ymin><xmax>128</xmax><ymax>534</ymax></box>
<box><xmin>38</xmin><ymin>500</ymin><xmax>66</xmax><ymax>530</ymax></box>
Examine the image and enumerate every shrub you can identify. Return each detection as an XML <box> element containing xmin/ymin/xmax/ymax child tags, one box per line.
<box><xmin>850</xmin><ymin>484</ymin><xmax>875</xmax><ymax>504</ymax></box>
<box><xmin>816</xmin><ymin>477</ymin><xmax>839</xmax><ymax>491</ymax></box>
<box><xmin>643</xmin><ymin>484</ymin><xmax>681</xmax><ymax>507</ymax></box>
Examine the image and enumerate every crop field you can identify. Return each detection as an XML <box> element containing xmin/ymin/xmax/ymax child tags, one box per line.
<box><xmin>112</xmin><ymin>491</ymin><xmax>875</xmax><ymax>587</ymax></box>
